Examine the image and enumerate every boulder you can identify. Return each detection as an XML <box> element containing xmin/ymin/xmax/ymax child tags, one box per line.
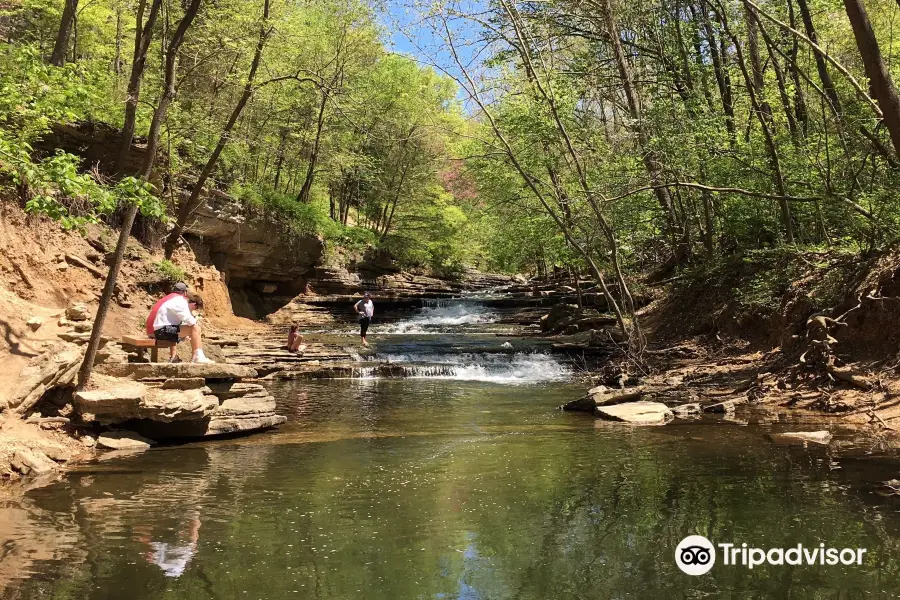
<box><xmin>11</xmin><ymin>450</ymin><xmax>58</xmax><ymax>475</ymax></box>
<box><xmin>5</xmin><ymin>346</ymin><xmax>83</xmax><ymax>413</ymax></box>
<box><xmin>73</xmin><ymin>321</ymin><xmax>93</xmax><ymax>333</ymax></box>
<box><xmin>595</xmin><ymin>401</ymin><xmax>674</xmax><ymax>425</ymax></box>
<box><xmin>140</xmin><ymin>388</ymin><xmax>218</xmax><ymax>422</ymax></box>
<box><xmin>26</xmin><ymin>316</ymin><xmax>43</xmax><ymax>331</ymax></box>
<box><xmin>206</xmin><ymin>381</ymin><xmax>271</xmax><ymax>400</ymax></box>
<box><xmin>703</xmin><ymin>397</ymin><xmax>748</xmax><ymax>413</ymax></box>
<box><xmin>561</xmin><ymin>386</ymin><xmax>646</xmax><ymax>412</ymax></box>
<box><xmin>126</xmin><ymin>380</ymin><xmax>284</xmax><ymax>439</ymax></box>
<box><xmin>74</xmin><ymin>377</ymin><xmax>283</xmax><ymax>439</ymax></box>
<box><xmin>203</xmin><ymin>414</ymin><xmax>286</xmax><ymax>436</ymax></box>
<box><xmin>97</xmin><ymin>431</ymin><xmax>156</xmax><ymax>451</ymax></box>
<box><xmin>96</xmin><ymin>362</ymin><xmax>257</xmax><ymax>380</ymax></box>
<box><xmin>66</xmin><ymin>304</ymin><xmax>90</xmax><ymax>322</ymax></box>
<box><xmin>34</xmin><ymin>440</ymin><xmax>72</xmax><ymax>463</ymax></box>
<box><xmin>58</xmin><ymin>331</ymin><xmax>91</xmax><ymax>343</ymax></box>
<box><xmin>768</xmin><ymin>431</ymin><xmax>832</xmax><ymax>446</ymax></box>
<box><xmin>540</xmin><ymin>303</ymin><xmax>580</xmax><ymax>332</ymax></box>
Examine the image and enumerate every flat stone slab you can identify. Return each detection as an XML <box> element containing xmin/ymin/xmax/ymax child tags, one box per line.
<box><xmin>206</xmin><ymin>381</ymin><xmax>271</xmax><ymax>400</ymax></box>
<box><xmin>97</xmin><ymin>362</ymin><xmax>257</xmax><ymax>380</ymax></box>
<box><xmin>75</xmin><ymin>383</ymin><xmax>147</xmax><ymax>421</ymax></box>
<box><xmin>127</xmin><ymin>414</ymin><xmax>286</xmax><ymax>439</ymax></box>
<box><xmin>769</xmin><ymin>431</ymin><xmax>832</xmax><ymax>446</ymax></box>
<box><xmin>97</xmin><ymin>431</ymin><xmax>156</xmax><ymax>451</ymax></box>
<box><xmin>595</xmin><ymin>401</ymin><xmax>673</xmax><ymax>425</ymax></box>
<box><xmin>77</xmin><ymin>383</ymin><xmax>218</xmax><ymax>424</ymax></box>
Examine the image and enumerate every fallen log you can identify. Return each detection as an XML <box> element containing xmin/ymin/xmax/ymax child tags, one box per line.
<box><xmin>64</xmin><ymin>253</ymin><xmax>106</xmax><ymax>278</ymax></box>
<box><xmin>827</xmin><ymin>365</ymin><xmax>872</xmax><ymax>390</ymax></box>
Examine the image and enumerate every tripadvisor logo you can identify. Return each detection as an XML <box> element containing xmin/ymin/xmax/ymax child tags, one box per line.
<box><xmin>676</xmin><ymin>535</ymin><xmax>716</xmax><ymax>575</ymax></box>
<box><xmin>675</xmin><ymin>536</ymin><xmax>868</xmax><ymax>576</ymax></box>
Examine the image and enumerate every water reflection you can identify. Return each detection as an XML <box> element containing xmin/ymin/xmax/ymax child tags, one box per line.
<box><xmin>3</xmin><ymin>380</ymin><xmax>900</xmax><ymax>599</ymax></box>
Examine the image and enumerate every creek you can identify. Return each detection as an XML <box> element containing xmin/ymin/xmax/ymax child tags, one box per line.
<box><xmin>2</xmin><ymin>301</ymin><xmax>900</xmax><ymax>598</ymax></box>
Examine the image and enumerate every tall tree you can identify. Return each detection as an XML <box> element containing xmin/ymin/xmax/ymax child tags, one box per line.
<box><xmin>114</xmin><ymin>0</ymin><xmax>163</xmax><ymax>175</ymax></box>
<box><xmin>78</xmin><ymin>0</ymin><xmax>204</xmax><ymax>389</ymax></box>
<box><xmin>50</xmin><ymin>0</ymin><xmax>79</xmax><ymax>67</ymax></box>
<box><xmin>164</xmin><ymin>0</ymin><xmax>273</xmax><ymax>258</ymax></box>
<box><xmin>843</xmin><ymin>0</ymin><xmax>900</xmax><ymax>157</ymax></box>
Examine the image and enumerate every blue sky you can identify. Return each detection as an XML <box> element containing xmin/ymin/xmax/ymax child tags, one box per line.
<box><xmin>379</xmin><ymin>0</ymin><xmax>486</xmax><ymax>76</ymax></box>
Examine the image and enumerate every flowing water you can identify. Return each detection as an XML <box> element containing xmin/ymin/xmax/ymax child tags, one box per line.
<box><xmin>3</xmin><ymin>302</ymin><xmax>900</xmax><ymax>599</ymax></box>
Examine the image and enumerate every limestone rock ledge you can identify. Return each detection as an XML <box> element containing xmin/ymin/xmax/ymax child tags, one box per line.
<box><xmin>95</xmin><ymin>362</ymin><xmax>257</xmax><ymax>381</ymax></box>
<box><xmin>74</xmin><ymin>365</ymin><xmax>284</xmax><ymax>441</ymax></box>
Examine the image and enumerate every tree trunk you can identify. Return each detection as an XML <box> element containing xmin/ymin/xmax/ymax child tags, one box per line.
<box><xmin>796</xmin><ymin>0</ymin><xmax>842</xmax><ymax>114</ymax></box>
<box><xmin>164</xmin><ymin>0</ymin><xmax>271</xmax><ymax>258</ymax></box>
<box><xmin>698</xmin><ymin>6</ymin><xmax>736</xmax><ymax>142</ymax></box>
<box><xmin>144</xmin><ymin>0</ymin><xmax>202</xmax><ymax>175</ymax></box>
<box><xmin>599</xmin><ymin>0</ymin><xmax>676</xmax><ymax>237</ymax></box>
<box><xmin>380</xmin><ymin>160</ymin><xmax>411</xmax><ymax>241</ymax></box>
<box><xmin>843</xmin><ymin>0</ymin><xmax>900</xmax><ymax>158</ymax></box>
<box><xmin>114</xmin><ymin>0</ymin><xmax>163</xmax><ymax>176</ymax></box>
<box><xmin>786</xmin><ymin>0</ymin><xmax>809</xmax><ymax>133</ymax></box>
<box><xmin>757</xmin><ymin>18</ymin><xmax>800</xmax><ymax>140</ymax></box>
<box><xmin>296</xmin><ymin>90</ymin><xmax>328</xmax><ymax>204</ymax></box>
<box><xmin>716</xmin><ymin>3</ymin><xmax>794</xmax><ymax>243</ymax></box>
<box><xmin>273</xmin><ymin>128</ymin><xmax>289</xmax><ymax>190</ymax></box>
<box><xmin>113</xmin><ymin>3</ymin><xmax>124</xmax><ymax>75</ymax></box>
<box><xmin>78</xmin><ymin>0</ymin><xmax>202</xmax><ymax>390</ymax></box>
<box><xmin>50</xmin><ymin>0</ymin><xmax>78</xmax><ymax>67</ymax></box>
<box><xmin>687</xmin><ymin>3</ymin><xmax>715</xmax><ymax>111</ymax></box>
<box><xmin>76</xmin><ymin>203</ymin><xmax>139</xmax><ymax>390</ymax></box>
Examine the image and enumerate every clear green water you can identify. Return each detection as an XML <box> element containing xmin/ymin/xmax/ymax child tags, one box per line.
<box><xmin>3</xmin><ymin>377</ymin><xmax>900</xmax><ymax>599</ymax></box>
<box><xmin>4</xmin><ymin>300</ymin><xmax>900</xmax><ymax>599</ymax></box>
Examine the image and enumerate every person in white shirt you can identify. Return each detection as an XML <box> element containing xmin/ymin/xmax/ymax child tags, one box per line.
<box><xmin>353</xmin><ymin>291</ymin><xmax>374</xmax><ymax>347</ymax></box>
<box><xmin>147</xmin><ymin>282</ymin><xmax>213</xmax><ymax>363</ymax></box>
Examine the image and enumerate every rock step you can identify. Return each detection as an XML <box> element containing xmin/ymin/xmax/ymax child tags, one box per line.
<box><xmin>97</xmin><ymin>362</ymin><xmax>257</xmax><ymax>380</ymax></box>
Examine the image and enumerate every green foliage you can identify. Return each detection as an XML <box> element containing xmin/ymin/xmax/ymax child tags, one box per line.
<box><xmin>230</xmin><ymin>183</ymin><xmax>340</xmax><ymax>239</ymax></box>
<box><xmin>155</xmin><ymin>259</ymin><xmax>186</xmax><ymax>283</ymax></box>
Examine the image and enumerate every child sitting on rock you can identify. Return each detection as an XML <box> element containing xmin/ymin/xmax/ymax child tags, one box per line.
<box><xmin>286</xmin><ymin>324</ymin><xmax>306</xmax><ymax>354</ymax></box>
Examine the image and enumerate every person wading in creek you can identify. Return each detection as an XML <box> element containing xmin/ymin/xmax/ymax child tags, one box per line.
<box><xmin>146</xmin><ymin>281</ymin><xmax>214</xmax><ymax>363</ymax></box>
<box><xmin>353</xmin><ymin>291</ymin><xmax>374</xmax><ymax>347</ymax></box>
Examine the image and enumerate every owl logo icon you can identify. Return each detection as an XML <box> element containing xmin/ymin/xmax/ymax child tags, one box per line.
<box><xmin>676</xmin><ymin>535</ymin><xmax>716</xmax><ymax>575</ymax></box>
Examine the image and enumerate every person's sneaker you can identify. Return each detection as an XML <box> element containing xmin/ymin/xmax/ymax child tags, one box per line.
<box><xmin>191</xmin><ymin>350</ymin><xmax>214</xmax><ymax>364</ymax></box>
<box><xmin>168</xmin><ymin>356</ymin><xmax>183</xmax><ymax>363</ymax></box>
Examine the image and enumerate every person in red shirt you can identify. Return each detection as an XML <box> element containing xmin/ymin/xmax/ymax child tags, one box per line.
<box><xmin>146</xmin><ymin>282</ymin><xmax>213</xmax><ymax>363</ymax></box>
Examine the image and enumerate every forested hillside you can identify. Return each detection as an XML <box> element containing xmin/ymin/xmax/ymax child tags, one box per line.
<box><xmin>1</xmin><ymin>0</ymin><xmax>478</xmax><ymax>271</ymax></box>
<box><xmin>4</xmin><ymin>0</ymin><xmax>900</xmax><ymax>349</ymax></box>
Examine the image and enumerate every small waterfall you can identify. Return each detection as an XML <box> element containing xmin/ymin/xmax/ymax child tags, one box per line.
<box><xmin>352</xmin><ymin>352</ymin><xmax>570</xmax><ymax>384</ymax></box>
<box><xmin>379</xmin><ymin>302</ymin><xmax>497</xmax><ymax>334</ymax></box>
